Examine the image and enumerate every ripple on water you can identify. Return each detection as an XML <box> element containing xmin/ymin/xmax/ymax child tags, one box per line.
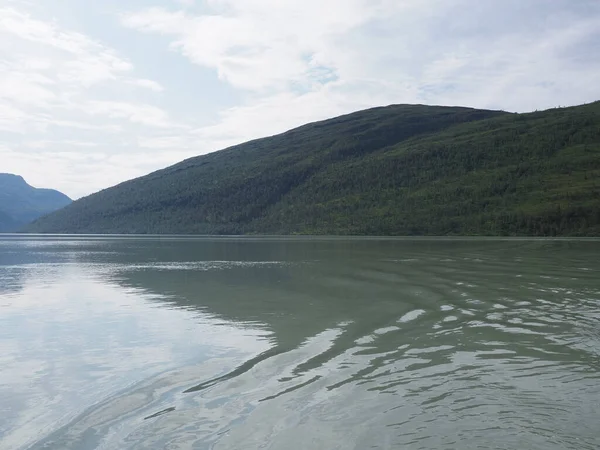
<box><xmin>397</xmin><ymin>309</ymin><xmax>426</xmax><ymax>323</ymax></box>
<box><xmin>5</xmin><ymin>238</ymin><xmax>600</xmax><ymax>450</ymax></box>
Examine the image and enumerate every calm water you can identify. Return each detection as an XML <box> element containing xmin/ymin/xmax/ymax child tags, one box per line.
<box><xmin>0</xmin><ymin>236</ymin><xmax>599</xmax><ymax>450</ymax></box>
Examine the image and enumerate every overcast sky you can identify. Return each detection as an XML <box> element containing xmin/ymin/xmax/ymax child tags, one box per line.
<box><xmin>1</xmin><ymin>0</ymin><xmax>599</xmax><ymax>198</ymax></box>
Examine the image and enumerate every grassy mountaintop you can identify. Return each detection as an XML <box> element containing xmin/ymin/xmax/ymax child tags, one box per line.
<box><xmin>0</xmin><ymin>174</ymin><xmax>71</xmax><ymax>232</ymax></box>
<box><xmin>26</xmin><ymin>102</ymin><xmax>600</xmax><ymax>236</ymax></box>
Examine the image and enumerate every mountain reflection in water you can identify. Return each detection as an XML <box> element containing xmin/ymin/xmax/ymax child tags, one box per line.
<box><xmin>0</xmin><ymin>236</ymin><xmax>599</xmax><ymax>450</ymax></box>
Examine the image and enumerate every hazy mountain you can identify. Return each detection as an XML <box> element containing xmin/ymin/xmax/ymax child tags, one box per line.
<box><xmin>0</xmin><ymin>174</ymin><xmax>71</xmax><ymax>232</ymax></box>
<box><xmin>26</xmin><ymin>102</ymin><xmax>600</xmax><ymax>236</ymax></box>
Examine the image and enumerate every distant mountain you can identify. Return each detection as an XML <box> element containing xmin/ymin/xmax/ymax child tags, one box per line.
<box><xmin>26</xmin><ymin>101</ymin><xmax>600</xmax><ymax>236</ymax></box>
<box><xmin>0</xmin><ymin>174</ymin><xmax>71</xmax><ymax>232</ymax></box>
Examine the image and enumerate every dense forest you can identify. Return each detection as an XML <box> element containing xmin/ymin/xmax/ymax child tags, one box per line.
<box><xmin>26</xmin><ymin>102</ymin><xmax>600</xmax><ymax>236</ymax></box>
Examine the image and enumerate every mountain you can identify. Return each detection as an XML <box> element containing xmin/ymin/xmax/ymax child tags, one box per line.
<box><xmin>0</xmin><ymin>174</ymin><xmax>72</xmax><ymax>232</ymax></box>
<box><xmin>26</xmin><ymin>102</ymin><xmax>600</xmax><ymax>236</ymax></box>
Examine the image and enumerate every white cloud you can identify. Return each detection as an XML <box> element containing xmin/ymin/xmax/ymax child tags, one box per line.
<box><xmin>0</xmin><ymin>6</ymin><xmax>171</xmax><ymax>111</ymax></box>
<box><xmin>122</xmin><ymin>0</ymin><xmax>600</xmax><ymax>142</ymax></box>
<box><xmin>137</xmin><ymin>135</ymin><xmax>191</xmax><ymax>149</ymax></box>
<box><xmin>0</xmin><ymin>143</ymin><xmax>169</xmax><ymax>199</ymax></box>
<box><xmin>0</xmin><ymin>70</ymin><xmax>55</xmax><ymax>108</ymax></box>
<box><xmin>0</xmin><ymin>7</ymin><xmax>133</xmax><ymax>86</ymax></box>
<box><xmin>0</xmin><ymin>102</ymin><xmax>28</xmax><ymax>132</ymax></box>
<box><xmin>2</xmin><ymin>0</ymin><xmax>600</xmax><ymax>199</ymax></box>
<box><xmin>129</xmin><ymin>78</ymin><xmax>165</xmax><ymax>92</ymax></box>
<box><xmin>0</xmin><ymin>5</ymin><xmax>188</xmax><ymax>197</ymax></box>
<box><xmin>24</xmin><ymin>140</ymin><xmax>99</xmax><ymax>149</ymax></box>
<box><xmin>175</xmin><ymin>0</ymin><xmax>195</xmax><ymax>7</ymax></box>
<box><xmin>85</xmin><ymin>101</ymin><xmax>183</xmax><ymax>129</ymax></box>
<box><xmin>121</xmin><ymin>1</ymin><xmax>375</xmax><ymax>93</ymax></box>
<box><xmin>35</xmin><ymin>118</ymin><xmax>122</xmax><ymax>132</ymax></box>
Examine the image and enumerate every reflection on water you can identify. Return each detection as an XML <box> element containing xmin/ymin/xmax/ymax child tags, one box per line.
<box><xmin>1</xmin><ymin>236</ymin><xmax>599</xmax><ymax>450</ymax></box>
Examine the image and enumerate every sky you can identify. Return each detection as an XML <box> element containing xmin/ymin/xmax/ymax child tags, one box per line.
<box><xmin>1</xmin><ymin>0</ymin><xmax>600</xmax><ymax>199</ymax></box>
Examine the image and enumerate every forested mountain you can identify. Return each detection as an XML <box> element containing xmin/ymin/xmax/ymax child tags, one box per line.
<box><xmin>26</xmin><ymin>102</ymin><xmax>600</xmax><ymax>236</ymax></box>
<box><xmin>0</xmin><ymin>174</ymin><xmax>72</xmax><ymax>232</ymax></box>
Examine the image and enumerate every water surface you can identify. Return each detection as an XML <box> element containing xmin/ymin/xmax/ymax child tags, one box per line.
<box><xmin>1</xmin><ymin>236</ymin><xmax>599</xmax><ymax>449</ymax></box>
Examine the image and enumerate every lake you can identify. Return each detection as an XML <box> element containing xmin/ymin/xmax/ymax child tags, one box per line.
<box><xmin>0</xmin><ymin>236</ymin><xmax>599</xmax><ymax>450</ymax></box>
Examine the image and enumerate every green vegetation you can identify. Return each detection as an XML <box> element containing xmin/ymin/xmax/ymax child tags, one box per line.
<box><xmin>0</xmin><ymin>174</ymin><xmax>71</xmax><ymax>232</ymax></box>
<box><xmin>26</xmin><ymin>102</ymin><xmax>600</xmax><ymax>236</ymax></box>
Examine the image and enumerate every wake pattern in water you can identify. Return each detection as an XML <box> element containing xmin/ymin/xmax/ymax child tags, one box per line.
<box><xmin>30</xmin><ymin>243</ymin><xmax>600</xmax><ymax>450</ymax></box>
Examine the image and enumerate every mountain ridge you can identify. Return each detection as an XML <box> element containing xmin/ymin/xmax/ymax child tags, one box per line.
<box><xmin>0</xmin><ymin>174</ymin><xmax>72</xmax><ymax>232</ymax></box>
<box><xmin>25</xmin><ymin>102</ymin><xmax>600</xmax><ymax>236</ymax></box>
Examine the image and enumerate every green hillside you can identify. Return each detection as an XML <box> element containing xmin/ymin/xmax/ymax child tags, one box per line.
<box><xmin>0</xmin><ymin>174</ymin><xmax>71</xmax><ymax>232</ymax></box>
<box><xmin>26</xmin><ymin>102</ymin><xmax>600</xmax><ymax>236</ymax></box>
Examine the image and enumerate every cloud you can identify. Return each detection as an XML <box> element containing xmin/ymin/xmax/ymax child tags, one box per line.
<box><xmin>0</xmin><ymin>7</ymin><xmax>133</xmax><ymax>86</ymax></box>
<box><xmin>122</xmin><ymin>0</ymin><xmax>600</xmax><ymax>139</ymax></box>
<box><xmin>137</xmin><ymin>135</ymin><xmax>191</xmax><ymax>149</ymax></box>
<box><xmin>121</xmin><ymin>1</ymin><xmax>376</xmax><ymax>93</ymax></box>
<box><xmin>129</xmin><ymin>78</ymin><xmax>165</xmax><ymax>92</ymax></box>
<box><xmin>23</xmin><ymin>140</ymin><xmax>99</xmax><ymax>149</ymax></box>
<box><xmin>85</xmin><ymin>101</ymin><xmax>183</xmax><ymax>129</ymax></box>
<box><xmin>0</xmin><ymin>143</ymin><xmax>179</xmax><ymax>199</ymax></box>
<box><xmin>174</xmin><ymin>0</ymin><xmax>195</xmax><ymax>7</ymax></box>
<box><xmin>0</xmin><ymin>5</ymin><xmax>188</xmax><ymax>197</ymax></box>
<box><xmin>0</xmin><ymin>102</ymin><xmax>28</xmax><ymax>132</ymax></box>
<box><xmin>0</xmin><ymin>69</ymin><xmax>55</xmax><ymax>108</ymax></box>
<box><xmin>0</xmin><ymin>144</ymin><xmax>112</xmax><ymax>198</ymax></box>
<box><xmin>35</xmin><ymin>118</ymin><xmax>122</xmax><ymax>132</ymax></box>
<box><xmin>0</xmin><ymin>6</ymin><xmax>171</xmax><ymax>116</ymax></box>
<box><xmin>2</xmin><ymin>1</ymin><xmax>600</xmax><ymax>199</ymax></box>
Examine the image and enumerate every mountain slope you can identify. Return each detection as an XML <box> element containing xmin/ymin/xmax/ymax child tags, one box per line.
<box><xmin>0</xmin><ymin>174</ymin><xmax>72</xmax><ymax>232</ymax></box>
<box><xmin>26</xmin><ymin>102</ymin><xmax>600</xmax><ymax>236</ymax></box>
<box><xmin>0</xmin><ymin>210</ymin><xmax>18</xmax><ymax>232</ymax></box>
